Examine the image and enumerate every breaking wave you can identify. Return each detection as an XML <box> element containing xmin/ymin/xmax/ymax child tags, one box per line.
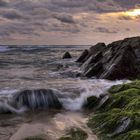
<box><xmin>0</xmin><ymin>79</ymin><xmax>129</xmax><ymax>114</ymax></box>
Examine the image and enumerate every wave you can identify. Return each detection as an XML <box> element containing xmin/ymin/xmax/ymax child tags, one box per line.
<box><xmin>0</xmin><ymin>79</ymin><xmax>129</xmax><ymax>114</ymax></box>
<box><xmin>0</xmin><ymin>89</ymin><xmax>63</xmax><ymax>114</ymax></box>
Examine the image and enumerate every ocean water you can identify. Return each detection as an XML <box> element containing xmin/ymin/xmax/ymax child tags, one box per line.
<box><xmin>0</xmin><ymin>45</ymin><xmax>128</xmax><ymax>140</ymax></box>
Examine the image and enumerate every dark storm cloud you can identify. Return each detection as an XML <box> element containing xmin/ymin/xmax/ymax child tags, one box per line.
<box><xmin>114</xmin><ymin>0</ymin><xmax>140</xmax><ymax>9</ymax></box>
<box><xmin>94</xmin><ymin>27</ymin><xmax>118</xmax><ymax>34</ymax></box>
<box><xmin>1</xmin><ymin>9</ymin><xmax>28</xmax><ymax>20</ymax></box>
<box><xmin>0</xmin><ymin>0</ymin><xmax>9</xmax><ymax>7</ymax></box>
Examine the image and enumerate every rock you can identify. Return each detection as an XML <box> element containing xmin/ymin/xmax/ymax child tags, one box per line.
<box><xmin>110</xmin><ymin>117</ymin><xmax>131</xmax><ymax>137</ymax></box>
<box><xmin>76</xmin><ymin>49</ymin><xmax>89</xmax><ymax>63</ymax></box>
<box><xmin>76</xmin><ymin>43</ymin><xmax>106</xmax><ymax>64</ymax></box>
<box><xmin>63</xmin><ymin>52</ymin><xmax>72</xmax><ymax>59</ymax></box>
<box><xmin>12</xmin><ymin>89</ymin><xmax>62</xmax><ymax>110</ymax></box>
<box><xmin>100</xmin><ymin>45</ymin><xmax>139</xmax><ymax>80</ymax></box>
<box><xmin>59</xmin><ymin>128</ymin><xmax>88</xmax><ymax>140</ymax></box>
<box><xmin>81</xmin><ymin>52</ymin><xmax>103</xmax><ymax>73</ymax></box>
<box><xmin>97</xmin><ymin>95</ymin><xmax>111</xmax><ymax>109</ymax></box>
<box><xmin>77</xmin><ymin>37</ymin><xmax>140</xmax><ymax>80</ymax></box>
<box><xmin>84</xmin><ymin>96</ymin><xmax>100</xmax><ymax>109</ymax></box>
<box><xmin>89</xmin><ymin>43</ymin><xmax>106</xmax><ymax>56</ymax></box>
<box><xmin>84</xmin><ymin>61</ymin><xmax>103</xmax><ymax>78</ymax></box>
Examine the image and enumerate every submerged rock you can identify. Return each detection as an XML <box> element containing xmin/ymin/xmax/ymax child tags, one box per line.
<box><xmin>0</xmin><ymin>89</ymin><xmax>63</xmax><ymax>114</ymax></box>
<box><xmin>13</xmin><ymin>89</ymin><xmax>62</xmax><ymax>110</ymax></box>
<box><xmin>63</xmin><ymin>52</ymin><xmax>72</xmax><ymax>59</ymax></box>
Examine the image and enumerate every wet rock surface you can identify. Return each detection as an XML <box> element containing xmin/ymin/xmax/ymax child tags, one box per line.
<box><xmin>77</xmin><ymin>37</ymin><xmax>140</xmax><ymax>80</ymax></box>
<box><xmin>63</xmin><ymin>52</ymin><xmax>72</xmax><ymax>59</ymax></box>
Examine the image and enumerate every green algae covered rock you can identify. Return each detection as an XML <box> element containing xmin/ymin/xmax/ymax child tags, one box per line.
<box><xmin>59</xmin><ymin>128</ymin><xmax>88</xmax><ymax>140</ymax></box>
<box><xmin>87</xmin><ymin>80</ymin><xmax>140</xmax><ymax>140</ymax></box>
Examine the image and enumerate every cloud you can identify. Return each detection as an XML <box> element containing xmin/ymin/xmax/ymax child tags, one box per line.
<box><xmin>0</xmin><ymin>0</ymin><xmax>139</xmax><ymax>44</ymax></box>
<box><xmin>0</xmin><ymin>0</ymin><xmax>9</xmax><ymax>7</ymax></box>
<box><xmin>1</xmin><ymin>9</ymin><xmax>28</xmax><ymax>20</ymax></box>
<box><xmin>114</xmin><ymin>0</ymin><xmax>140</xmax><ymax>9</ymax></box>
<box><xmin>53</xmin><ymin>13</ymin><xmax>75</xmax><ymax>24</ymax></box>
<box><xmin>94</xmin><ymin>27</ymin><xmax>118</xmax><ymax>34</ymax></box>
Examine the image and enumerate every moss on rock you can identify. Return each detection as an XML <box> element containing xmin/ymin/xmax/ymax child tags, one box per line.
<box><xmin>87</xmin><ymin>80</ymin><xmax>140</xmax><ymax>140</ymax></box>
<box><xmin>59</xmin><ymin>128</ymin><xmax>88</xmax><ymax>140</ymax></box>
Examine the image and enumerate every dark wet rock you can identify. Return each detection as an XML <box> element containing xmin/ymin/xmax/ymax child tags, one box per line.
<box><xmin>0</xmin><ymin>101</ymin><xmax>11</xmax><ymax>114</ymax></box>
<box><xmin>89</xmin><ymin>43</ymin><xmax>106</xmax><ymax>55</ymax></box>
<box><xmin>84</xmin><ymin>61</ymin><xmax>103</xmax><ymax>78</ymax></box>
<box><xmin>84</xmin><ymin>96</ymin><xmax>100</xmax><ymax>109</ymax></box>
<box><xmin>97</xmin><ymin>95</ymin><xmax>111</xmax><ymax>109</ymax></box>
<box><xmin>59</xmin><ymin>70</ymin><xmax>81</xmax><ymax>78</ymax></box>
<box><xmin>13</xmin><ymin>89</ymin><xmax>62</xmax><ymax>110</ymax></box>
<box><xmin>76</xmin><ymin>49</ymin><xmax>89</xmax><ymax>63</ymax></box>
<box><xmin>99</xmin><ymin>45</ymin><xmax>139</xmax><ymax>80</ymax></box>
<box><xmin>78</xmin><ymin>37</ymin><xmax>140</xmax><ymax>80</ymax></box>
<box><xmin>81</xmin><ymin>52</ymin><xmax>103</xmax><ymax>72</ymax></box>
<box><xmin>63</xmin><ymin>52</ymin><xmax>72</xmax><ymax>59</ymax></box>
<box><xmin>77</xmin><ymin>43</ymin><xmax>106</xmax><ymax>64</ymax></box>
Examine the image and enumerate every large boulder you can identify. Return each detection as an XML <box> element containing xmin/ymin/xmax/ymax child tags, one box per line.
<box><xmin>78</xmin><ymin>37</ymin><xmax>140</xmax><ymax>80</ymax></box>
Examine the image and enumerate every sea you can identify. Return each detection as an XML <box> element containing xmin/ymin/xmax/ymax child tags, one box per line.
<box><xmin>0</xmin><ymin>45</ymin><xmax>127</xmax><ymax>140</ymax></box>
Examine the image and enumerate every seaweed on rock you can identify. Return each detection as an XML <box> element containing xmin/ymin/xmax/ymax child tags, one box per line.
<box><xmin>87</xmin><ymin>81</ymin><xmax>140</xmax><ymax>140</ymax></box>
<box><xmin>59</xmin><ymin>128</ymin><xmax>88</xmax><ymax>140</ymax></box>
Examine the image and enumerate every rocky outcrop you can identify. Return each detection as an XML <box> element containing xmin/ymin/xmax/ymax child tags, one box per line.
<box><xmin>63</xmin><ymin>52</ymin><xmax>72</xmax><ymax>59</ymax></box>
<box><xmin>78</xmin><ymin>37</ymin><xmax>140</xmax><ymax>80</ymax></box>
<box><xmin>76</xmin><ymin>49</ymin><xmax>89</xmax><ymax>63</ymax></box>
<box><xmin>77</xmin><ymin>43</ymin><xmax>106</xmax><ymax>63</ymax></box>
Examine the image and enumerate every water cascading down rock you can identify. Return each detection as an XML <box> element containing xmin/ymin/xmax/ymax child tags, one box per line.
<box><xmin>0</xmin><ymin>89</ymin><xmax>62</xmax><ymax>114</ymax></box>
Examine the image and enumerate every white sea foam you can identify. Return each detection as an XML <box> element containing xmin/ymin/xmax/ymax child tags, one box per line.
<box><xmin>61</xmin><ymin>79</ymin><xmax>129</xmax><ymax>111</ymax></box>
<box><xmin>0</xmin><ymin>79</ymin><xmax>130</xmax><ymax>114</ymax></box>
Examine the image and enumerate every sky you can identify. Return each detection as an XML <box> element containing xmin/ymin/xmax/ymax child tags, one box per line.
<box><xmin>0</xmin><ymin>0</ymin><xmax>140</xmax><ymax>45</ymax></box>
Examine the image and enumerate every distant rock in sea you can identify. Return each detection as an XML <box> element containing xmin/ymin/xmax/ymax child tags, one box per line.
<box><xmin>63</xmin><ymin>51</ymin><xmax>72</xmax><ymax>59</ymax></box>
<box><xmin>77</xmin><ymin>36</ymin><xmax>140</xmax><ymax>80</ymax></box>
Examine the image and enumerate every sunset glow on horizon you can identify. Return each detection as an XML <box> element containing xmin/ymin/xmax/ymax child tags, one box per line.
<box><xmin>0</xmin><ymin>0</ymin><xmax>139</xmax><ymax>45</ymax></box>
<box><xmin>124</xmin><ymin>9</ymin><xmax>140</xmax><ymax>17</ymax></box>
